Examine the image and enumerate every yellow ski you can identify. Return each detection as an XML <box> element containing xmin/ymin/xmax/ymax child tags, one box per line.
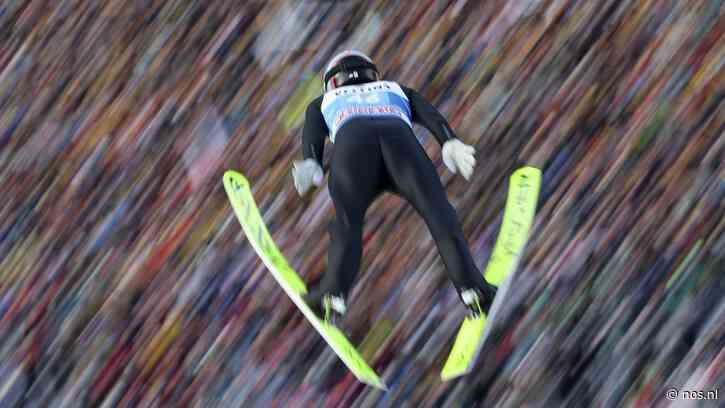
<box><xmin>223</xmin><ymin>170</ymin><xmax>387</xmax><ymax>390</ymax></box>
<box><xmin>441</xmin><ymin>166</ymin><xmax>541</xmax><ymax>381</ymax></box>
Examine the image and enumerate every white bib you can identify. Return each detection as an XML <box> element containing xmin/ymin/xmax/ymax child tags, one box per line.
<box><xmin>321</xmin><ymin>81</ymin><xmax>412</xmax><ymax>142</ymax></box>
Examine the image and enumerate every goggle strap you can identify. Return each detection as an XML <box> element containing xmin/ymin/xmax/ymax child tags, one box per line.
<box><xmin>324</xmin><ymin>59</ymin><xmax>378</xmax><ymax>87</ymax></box>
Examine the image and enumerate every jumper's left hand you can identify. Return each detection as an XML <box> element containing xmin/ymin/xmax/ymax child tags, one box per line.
<box><xmin>292</xmin><ymin>158</ymin><xmax>324</xmax><ymax>196</ymax></box>
<box><xmin>442</xmin><ymin>139</ymin><xmax>476</xmax><ymax>181</ymax></box>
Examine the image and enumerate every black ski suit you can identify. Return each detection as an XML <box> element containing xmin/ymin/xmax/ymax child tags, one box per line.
<box><xmin>299</xmin><ymin>82</ymin><xmax>494</xmax><ymax>314</ymax></box>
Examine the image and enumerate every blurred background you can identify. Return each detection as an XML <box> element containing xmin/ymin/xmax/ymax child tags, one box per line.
<box><xmin>0</xmin><ymin>0</ymin><xmax>723</xmax><ymax>407</ymax></box>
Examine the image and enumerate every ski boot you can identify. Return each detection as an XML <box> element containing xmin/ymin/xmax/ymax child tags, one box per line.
<box><xmin>304</xmin><ymin>290</ymin><xmax>347</xmax><ymax>326</ymax></box>
<box><xmin>458</xmin><ymin>281</ymin><xmax>497</xmax><ymax>318</ymax></box>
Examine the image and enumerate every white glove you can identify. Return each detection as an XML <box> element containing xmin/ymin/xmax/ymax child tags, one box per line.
<box><xmin>292</xmin><ymin>158</ymin><xmax>324</xmax><ymax>195</ymax></box>
<box><xmin>442</xmin><ymin>139</ymin><xmax>476</xmax><ymax>180</ymax></box>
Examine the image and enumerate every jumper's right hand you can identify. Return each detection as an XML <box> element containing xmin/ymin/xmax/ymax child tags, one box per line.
<box><xmin>292</xmin><ymin>159</ymin><xmax>324</xmax><ymax>196</ymax></box>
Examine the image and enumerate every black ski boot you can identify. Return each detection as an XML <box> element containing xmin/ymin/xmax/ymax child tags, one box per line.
<box><xmin>303</xmin><ymin>289</ymin><xmax>347</xmax><ymax>326</ymax></box>
<box><xmin>458</xmin><ymin>280</ymin><xmax>497</xmax><ymax>318</ymax></box>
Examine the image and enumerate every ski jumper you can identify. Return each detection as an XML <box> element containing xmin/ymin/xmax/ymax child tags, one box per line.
<box><xmin>301</xmin><ymin>80</ymin><xmax>491</xmax><ymax>307</ymax></box>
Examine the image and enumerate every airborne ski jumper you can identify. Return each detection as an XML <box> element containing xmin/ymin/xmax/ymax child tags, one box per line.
<box><xmin>292</xmin><ymin>50</ymin><xmax>498</xmax><ymax>323</ymax></box>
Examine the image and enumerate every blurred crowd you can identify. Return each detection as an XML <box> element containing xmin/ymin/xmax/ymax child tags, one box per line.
<box><xmin>0</xmin><ymin>0</ymin><xmax>723</xmax><ymax>407</ymax></box>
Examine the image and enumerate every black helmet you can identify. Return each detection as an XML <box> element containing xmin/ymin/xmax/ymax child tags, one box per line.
<box><xmin>322</xmin><ymin>50</ymin><xmax>380</xmax><ymax>92</ymax></box>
